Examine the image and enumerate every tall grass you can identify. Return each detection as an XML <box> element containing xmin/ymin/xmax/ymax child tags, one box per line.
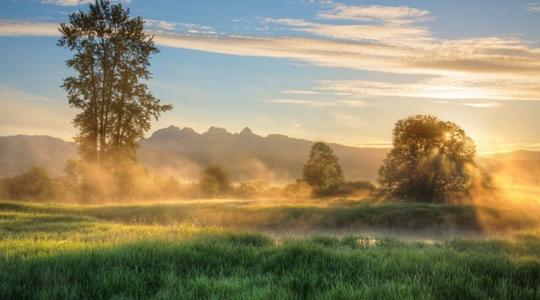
<box><xmin>1</xmin><ymin>201</ymin><xmax>540</xmax><ymax>299</ymax></box>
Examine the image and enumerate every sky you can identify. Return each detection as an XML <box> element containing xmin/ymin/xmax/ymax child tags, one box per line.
<box><xmin>1</xmin><ymin>0</ymin><xmax>540</xmax><ymax>153</ymax></box>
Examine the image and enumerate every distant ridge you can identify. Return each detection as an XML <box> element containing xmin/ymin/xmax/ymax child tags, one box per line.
<box><xmin>0</xmin><ymin>135</ymin><xmax>77</xmax><ymax>177</ymax></box>
<box><xmin>2</xmin><ymin>126</ymin><xmax>538</xmax><ymax>183</ymax></box>
<box><xmin>139</xmin><ymin>125</ymin><xmax>389</xmax><ymax>182</ymax></box>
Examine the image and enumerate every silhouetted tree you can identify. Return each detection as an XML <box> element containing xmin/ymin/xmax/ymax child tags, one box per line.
<box><xmin>58</xmin><ymin>0</ymin><xmax>172</xmax><ymax>164</ymax></box>
<box><xmin>302</xmin><ymin>142</ymin><xmax>345</xmax><ymax>196</ymax></box>
<box><xmin>378</xmin><ymin>115</ymin><xmax>477</xmax><ymax>202</ymax></box>
<box><xmin>199</xmin><ymin>165</ymin><xmax>231</xmax><ymax>197</ymax></box>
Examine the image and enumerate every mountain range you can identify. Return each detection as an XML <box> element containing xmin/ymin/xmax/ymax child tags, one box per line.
<box><xmin>1</xmin><ymin>126</ymin><xmax>539</xmax><ymax>184</ymax></box>
<box><xmin>0</xmin><ymin>126</ymin><xmax>388</xmax><ymax>182</ymax></box>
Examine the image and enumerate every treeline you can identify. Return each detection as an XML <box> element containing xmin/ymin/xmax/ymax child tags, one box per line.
<box><xmin>0</xmin><ymin>114</ymin><xmax>489</xmax><ymax>203</ymax></box>
<box><xmin>0</xmin><ymin>161</ymin><xmax>374</xmax><ymax>202</ymax></box>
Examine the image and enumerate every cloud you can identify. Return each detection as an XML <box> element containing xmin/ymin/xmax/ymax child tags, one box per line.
<box><xmin>2</xmin><ymin>2</ymin><xmax>540</xmax><ymax>103</ymax></box>
<box><xmin>527</xmin><ymin>3</ymin><xmax>540</xmax><ymax>12</ymax></box>
<box><xmin>145</xmin><ymin>19</ymin><xmax>216</xmax><ymax>35</ymax></box>
<box><xmin>268</xmin><ymin>99</ymin><xmax>337</xmax><ymax>107</ymax></box>
<box><xmin>263</xmin><ymin>17</ymin><xmax>431</xmax><ymax>44</ymax></box>
<box><xmin>0</xmin><ymin>20</ymin><xmax>58</xmax><ymax>36</ymax></box>
<box><xmin>41</xmin><ymin>0</ymin><xmax>130</xmax><ymax>6</ymax></box>
<box><xmin>318</xmin><ymin>77</ymin><xmax>540</xmax><ymax>101</ymax></box>
<box><xmin>283</xmin><ymin>90</ymin><xmax>322</xmax><ymax>95</ymax></box>
<box><xmin>2</xmin><ymin>17</ymin><xmax>540</xmax><ymax>79</ymax></box>
<box><xmin>145</xmin><ymin>19</ymin><xmax>177</xmax><ymax>31</ymax></box>
<box><xmin>318</xmin><ymin>4</ymin><xmax>431</xmax><ymax>24</ymax></box>
<box><xmin>460</xmin><ymin>102</ymin><xmax>503</xmax><ymax>108</ymax></box>
<box><xmin>268</xmin><ymin>98</ymin><xmax>366</xmax><ymax>107</ymax></box>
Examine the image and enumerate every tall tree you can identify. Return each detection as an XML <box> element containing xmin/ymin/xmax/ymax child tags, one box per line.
<box><xmin>58</xmin><ymin>0</ymin><xmax>172</xmax><ymax>164</ymax></box>
<box><xmin>302</xmin><ymin>142</ymin><xmax>345</xmax><ymax>196</ymax></box>
<box><xmin>378</xmin><ymin>115</ymin><xmax>478</xmax><ymax>202</ymax></box>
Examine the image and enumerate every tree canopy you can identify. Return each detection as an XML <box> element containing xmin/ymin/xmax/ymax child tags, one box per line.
<box><xmin>378</xmin><ymin>115</ymin><xmax>478</xmax><ymax>202</ymax></box>
<box><xmin>199</xmin><ymin>165</ymin><xmax>231</xmax><ymax>198</ymax></box>
<box><xmin>58</xmin><ymin>0</ymin><xmax>172</xmax><ymax>164</ymax></box>
<box><xmin>302</xmin><ymin>142</ymin><xmax>345</xmax><ymax>196</ymax></box>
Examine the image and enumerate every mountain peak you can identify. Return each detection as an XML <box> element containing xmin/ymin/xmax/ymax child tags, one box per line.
<box><xmin>149</xmin><ymin>125</ymin><xmax>181</xmax><ymax>138</ymax></box>
<box><xmin>239</xmin><ymin>127</ymin><xmax>253</xmax><ymax>135</ymax></box>
<box><xmin>180</xmin><ymin>127</ymin><xmax>197</xmax><ymax>135</ymax></box>
<box><xmin>204</xmin><ymin>126</ymin><xmax>229</xmax><ymax>136</ymax></box>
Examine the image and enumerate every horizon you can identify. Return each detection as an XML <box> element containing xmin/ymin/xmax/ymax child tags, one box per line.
<box><xmin>1</xmin><ymin>0</ymin><xmax>540</xmax><ymax>153</ymax></box>
<box><xmin>3</xmin><ymin>123</ymin><xmax>536</xmax><ymax>156</ymax></box>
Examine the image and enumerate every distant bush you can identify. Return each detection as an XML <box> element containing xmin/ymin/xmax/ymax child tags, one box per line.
<box><xmin>1</xmin><ymin>166</ymin><xmax>65</xmax><ymax>201</ymax></box>
<box><xmin>233</xmin><ymin>181</ymin><xmax>283</xmax><ymax>199</ymax></box>
<box><xmin>199</xmin><ymin>165</ymin><xmax>232</xmax><ymax>198</ymax></box>
<box><xmin>282</xmin><ymin>181</ymin><xmax>312</xmax><ymax>199</ymax></box>
<box><xmin>336</xmin><ymin>180</ymin><xmax>376</xmax><ymax>196</ymax></box>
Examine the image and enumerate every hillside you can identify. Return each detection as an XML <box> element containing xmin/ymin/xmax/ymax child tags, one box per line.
<box><xmin>0</xmin><ymin>135</ymin><xmax>77</xmax><ymax>177</ymax></box>
<box><xmin>0</xmin><ymin>126</ymin><xmax>388</xmax><ymax>181</ymax></box>
<box><xmin>2</xmin><ymin>127</ymin><xmax>538</xmax><ymax>184</ymax></box>
<box><xmin>139</xmin><ymin>126</ymin><xmax>388</xmax><ymax>182</ymax></box>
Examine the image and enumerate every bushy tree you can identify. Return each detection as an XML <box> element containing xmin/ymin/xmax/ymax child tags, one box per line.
<box><xmin>3</xmin><ymin>167</ymin><xmax>60</xmax><ymax>201</ymax></box>
<box><xmin>58</xmin><ymin>0</ymin><xmax>172</xmax><ymax>164</ymax></box>
<box><xmin>378</xmin><ymin>115</ymin><xmax>478</xmax><ymax>202</ymax></box>
<box><xmin>199</xmin><ymin>165</ymin><xmax>231</xmax><ymax>198</ymax></box>
<box><xmin>302</xmin><ymin>142</ymin><xmax>345</xmax><ymax>196</ymax></box>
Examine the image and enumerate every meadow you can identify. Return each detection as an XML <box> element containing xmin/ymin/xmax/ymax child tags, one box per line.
<box><xmin>1</xmin><ymin>199</ymin><xmax>540</xmax><ymax>299</ymax></box>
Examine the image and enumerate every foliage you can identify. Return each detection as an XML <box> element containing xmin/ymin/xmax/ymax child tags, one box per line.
<box><xmin>302</xmin><ymin>142</ymin><xmax>345</xmax><ymax>196</ymax></box>
<box><xmin>337</xmin><ymin>180</ymin><xmax>376</xmax><ymax>196</ymax></box>
<box><xmin>282</xmin><ymin>181</ymin><xmax>313</xmax><ymax>199</ymax></box>
<box><xmin>58</xmin><ymin>0</ymin><xmax>172</xmax><ymax>164</ymax></box>
<box><xmin>378</xmin><ymin>115</ymin><xmax>480</xmax><ymax>202</ymax></box>
<box><xmin>199</xmin><ymin>165</ymin><xmax>232</xmax><ymax>197</ymax></box>
<box><xmin>0</xmin><ymin>167</ymin><xmax>64</xmax><ymax>201</ymax></box>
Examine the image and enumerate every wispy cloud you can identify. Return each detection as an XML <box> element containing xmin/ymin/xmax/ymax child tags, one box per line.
<box><xmin>145</xmin><ymin>19</ymin><xmax>177</xmax><ymax>31</ymax></box>
<box><xmin>152</xmin><ymin>33</ymin><xmax>540</xmax><ymax>80</ymax></box>
<box><xmin>2</xmin><ymin>2</ymin><xmax>540</xmax><ymax>103</ymax></box>
<box><xmin>41</xmin><ymin>0</ymin><xmax>130</xmax><ymax>6</ymax></box>
<box><xmin>263</xmin><ymin>17</ymin><xmax>430</xmax><ymax>44</ymax></box>
<box><xmin>527</xmin><ymin>3</ymin><xmax>540</xmax><ymax>12</ymax></box>
<box><xmin>317</xmin><ymin>77</ymin><xmax>540</xmax><ymax>101</ymax></box>
<box><xmin>460</xmin><ymin>102</ymin><xmax>503</xmax><ymax>108</ymax></box>
<box><xmin>282</xmin><ymin>90</ymin><xmax>322</xmax><ymax>95</ymax></box>
<box><xmin>268</xmin><ymin>98</ymin><xmax>366</xmax><ymax>107</ymax></box>
<box><xmin>318</xmin><ymin>4</ymin><xmax>431</xmax><ymax>24</ymax></box>
<box><xmin>0</xmin><ymin>20</ymin><xmax>58</xmax><ymax>36</ymax></box>
<box><xmin>145</xmin><ymin>19</ymin><xmax>216</xmax><ymax>35</ymax></box>
<box><xmin>268</xmin><ymin>99</ymin><xmax>337</xmax><ymax>107</ymax></box>
<box><xmin>2</xmin><ymin>18</ymin><xmax>540</xmax><ymax>79</ymax></box>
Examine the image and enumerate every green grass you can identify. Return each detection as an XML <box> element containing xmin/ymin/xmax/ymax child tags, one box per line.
<box><xmin>1</xmin><ymin>200</ymin><xmax>540</xmax><ymax>299</ymax></box>
<box><xmin>1</xmin><ymin>199</ymin><xmax>537</xmax><ymax>233</ymax></box>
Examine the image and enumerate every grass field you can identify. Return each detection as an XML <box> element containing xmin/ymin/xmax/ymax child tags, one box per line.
<box><xmin>1</xmin><ymin>200</ymin><xmax>540</xmax><ymax>299</ymax></box>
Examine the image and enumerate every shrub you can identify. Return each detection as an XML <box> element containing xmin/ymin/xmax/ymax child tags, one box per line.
<box><xmin>199</xmin><ymin>165</ymin><xmax>231</xmax><ymax>198</ymax></box>
<box><xmin>2</xmin><ymin>166</ymin><xmax>63</xmax><ymax>201</ymax></box>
